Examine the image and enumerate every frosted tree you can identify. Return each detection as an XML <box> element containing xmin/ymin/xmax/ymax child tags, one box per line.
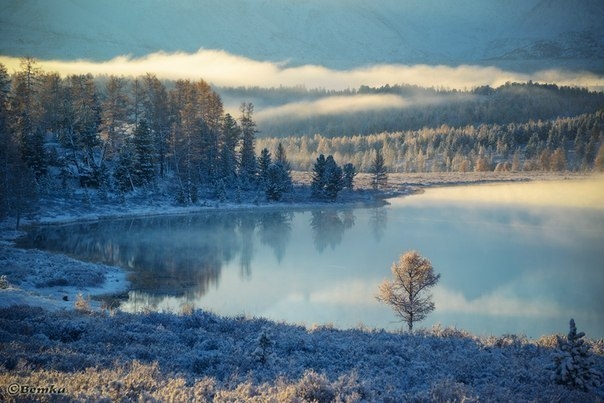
<box><xmin>377</xmin><ymin>250</ymin><xmax>440</xmax><ymax>332</ymax></box>
<box><xmin>252</xmin><ymin>326</ymin><xmax>274</xmax><ymax>365</ymax></box>
<box><xmin>342</xmin><ymin>162</ymin><xmax>356</xmax><ymax>189</ymax></box>
<box><xmin>550</xmin><ymin>318</ymin><xmax>602</xmax><ymax>391</ymax></box>
<box><xmin>133</xmin><ymin>119</ymin><xmax>155</xmax><ymax>186</ymax></box>
<box><xmin>370</xmin><ymin>148</ymin><xmax>387</xmax><ymax>190</ymax></box>
<box><xmin>220</xmin><ymin>113</ymin><xmax>241</xmax><ymax>186</ymax></box>
<box><xmin>257</xmin><ymin>147</ymin><xmax>272</xmax><ymax>188</ymax></box>
<box><xmin>265</xmin><ymin>163</ymin><xmax>290</xmax><ymax>201</ymax></box>
<box><xmin>311</xmin><ymin>154</ymin><xmax>327</xmax><ymax>199</ymax></box>
<box><xmin>311</xmin><ymin>154</ymin><xmax>343</xmax><ymax>200</ymax></box>
<box><xmin>323</xmin><ymin>155</ymin><xmax>343</xmax><ymax>200</ymax></box>
<box><xmin>239</xmin><ymin>102</ymin><xmax>257</xmax><ymax>187</ymax></box>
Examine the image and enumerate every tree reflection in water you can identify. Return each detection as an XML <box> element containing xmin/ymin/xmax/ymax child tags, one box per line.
<box><xmin>18</xmin><ymin>210</ymin><xmax>296</xmax><ymax>300</ymax></box>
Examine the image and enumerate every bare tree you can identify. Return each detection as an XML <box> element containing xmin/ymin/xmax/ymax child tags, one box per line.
<box><xmin>377</xmin><ymin>250</ymin><xmax>440</xmax><ymax>332</ymax></box>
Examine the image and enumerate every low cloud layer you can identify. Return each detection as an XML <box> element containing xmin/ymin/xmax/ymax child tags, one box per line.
<box><xmin>255</xmin><ymin>94</ymin><xmax>410</xmax><ymax>121</ymax></box>
<box><xmin>1</xmin><ymin>49</ymin><xmax>603</xmax><ymax>91</ymax></box>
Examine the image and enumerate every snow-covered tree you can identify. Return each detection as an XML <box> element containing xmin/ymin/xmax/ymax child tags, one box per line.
<box><xmin>311</xmin><ymin>154</ymin><xmax>343</xmax><ymax>200</ymax></box>
<box><xmin>113</xmin><ymin>139</ymin><xmax>136</xmax><ymax>194</ymax></box>
<box><xmin>257</xmin><ymin>147</ymin><xmax>272</xmax><ymax>188</ymax></box>
<box><xmin>311</xmin><ymin>154</ymin><xmax>327</xmax><ymax>199</ymax></box>
<box><xmin>323</xmin><ymin>155</ymin><xmax>343</xmax><ymax>200</ymax></box>
<box><xmin>239</xmin><ymin>102</ymin><xmax>257</xmax><ymax>187</ymax></box>
<box><xmin>265</xmin><ymin>163</ymin><xmax>290</xmax><ymax>201</ymax></box>
<box><xmin>550</xmin><ymin>318</ymin><xmax>602</xmax><ymax>391</ymax></box>
<box><xmin>370</xmin><ymin>147</ymin><xmax>387</xmax><ymax>190</ymax></box>
<box><xmin>133</xmin><ymin>119</ymin><xmax>155</xmax><ymax>186</ymax></box>
<box><xmin>220</xmin><ymin>113</ymin><xmax>240</xmax><ymax>186</ymax></box>
<box><xmin>342</xmin><ymin>162</ymin><xmax>356</xmax><ymax>189</ymax></box>
<box><xmin>252</xmin><ymin>326</ymin><xmax>274</xmax><ymax>365</ymax></box>
<box><xmin>377</xmin><ymin>250</ymin><xmax>441</xmax><ymax>332</ymax></box>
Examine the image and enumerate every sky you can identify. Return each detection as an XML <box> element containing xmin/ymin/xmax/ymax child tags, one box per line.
<box><xmin>1</xmin><ymin>0</ymin><xmax>603</xmax><ymax>91</ymax></box>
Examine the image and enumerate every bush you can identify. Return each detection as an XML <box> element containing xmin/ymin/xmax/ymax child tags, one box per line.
<box><xmin>0</xmin><ymin>275</ymin><xmax>9</xmax><ymax>289</ymax></box>
<box><xmin>550</xmin><ymin>319</ymin><xmax>602</xmax><ymax>391</ymax></box>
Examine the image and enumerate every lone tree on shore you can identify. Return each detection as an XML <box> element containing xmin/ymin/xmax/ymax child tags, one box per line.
<box><xmin>377</xmin><ymin>250</ymin><xmax>440</xmax><ymax>332</ymax></box>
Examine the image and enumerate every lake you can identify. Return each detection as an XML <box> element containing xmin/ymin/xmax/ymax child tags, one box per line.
<box><xmin>19</xmin><ymin>178</ymin><xmax>604</xmax><ymax>338</ymax></box>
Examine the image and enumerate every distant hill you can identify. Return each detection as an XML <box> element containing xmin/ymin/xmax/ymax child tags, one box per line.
<box><xmin>1</xmin><ymin>0</ymin><xmax>603</xmax><ymax>73</ymax></box>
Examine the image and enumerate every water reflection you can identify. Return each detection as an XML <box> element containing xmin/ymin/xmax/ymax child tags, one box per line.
<box><xmin>369</xmin><ymin>207</ymin><xmax>388</xmax><ymax>241</ymax></box>
<box><xmin>19</xmin><ymin>211</ymin><xmax>296</xmax><ymax>298</ymax></box>
<box><xmin>309</xmin><ymin>209</ymin><xmax>355</xmax><ymax>252</ymax></box>
<box><xmin>16</xmin><ymin>179</ymin><xmax>604</xmax><ymax>338</ymax></box>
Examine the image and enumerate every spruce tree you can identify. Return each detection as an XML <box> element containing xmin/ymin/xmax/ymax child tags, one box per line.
<box><xmin>323</xmin><ymin>155</ymin><xmax>343</xmax><ymax>200</ymax></box>
<box><xmin>220</xmin><ymin>113</ymin><xmax>240</xmax><ymax>185</ymax></box>
<box><xmin>257</xmin><ymin>147</ymin><xmax>272</xmax><ymax>188</ymax></box>
<box><xmin>239</xmin><ymin>102</ymin><xmax>257</xmax><ymax>187</ymax></box>
<box><xmin>114</xmin><ymin>138</ymin><xmax>136</xmax><ymax>194</ymax></box>
<box><xmin>550</xmin><ymin>318</ymin><xmax>602</xmax><ymax>391</ymax></box>
<box><xmin>265</xmin><ymin>163</ymin><xmax>290</xmax><ymax>201</ymax></box>
<box><xmin>370</xmin><ymin>147</ymin><xmax>388</xmax><ymax>190</ymax></box>
<box><xmin>311</xmin><ymin>154</ymin><xmax>327</xmax><ymax>199</ymax></box>
<box><xmin>133</xmin><ymin>119</ymin><xmax>155</xmax><ymax>186</ymax></box>
<box><xmin>342</xmin><ymin>163</ymin><xmax>356</xmax><ymax>189</ymax></box>
<box><xmin>311</xmin><ymin>154</ymin><xmax>343</xmax><ymax>200</ymax></box>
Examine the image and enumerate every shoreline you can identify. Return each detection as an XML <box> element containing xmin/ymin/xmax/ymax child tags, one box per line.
<box><xmin>0</xmin><ymin>171</ymin><xmax>596</xmax><ymax>313</ymax></box>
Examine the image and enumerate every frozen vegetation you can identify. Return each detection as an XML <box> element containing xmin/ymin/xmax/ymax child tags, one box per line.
<box><xmin>1</xmin><ymin>173</ymin><xmax>603</xmax><ymax>401</ymax></box>
<box><xmin>1</xmin><ymin>305</ymin><xmax>603</xmax><ymax>401</ymax></box>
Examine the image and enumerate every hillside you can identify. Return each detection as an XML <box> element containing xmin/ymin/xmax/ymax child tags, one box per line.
<box><xmin>1</xmin><ymin>0</ymin><xmax>603</xmax><ymax>73</ymax></box>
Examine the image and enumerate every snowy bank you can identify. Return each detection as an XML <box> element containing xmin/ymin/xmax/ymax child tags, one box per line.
<box><xmin>1</xmin><ymin>307</ymin><xmax>602</xmax><ymax>401</ymax></box>
<box><xmin>0</xmin><ymin>243</ymin><xmax>129</xmax><ymax>311</ymax></box>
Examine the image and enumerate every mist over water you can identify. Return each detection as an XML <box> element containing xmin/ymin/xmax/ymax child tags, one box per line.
<box><xmin>19</xmin><ymin>179</ymin><xmax>604</xmax><ymax>338</ymax></box>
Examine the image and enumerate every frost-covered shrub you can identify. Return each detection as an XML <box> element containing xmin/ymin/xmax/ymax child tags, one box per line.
<box><xmin>296</xmin><ymin>369</ymin><xmax>335</xmax><ymax>403</ymax></box>
<box><xmin>0</xmin><ymin>275</ymin><xmax>9</xmax><ymax>289</ymax></box>
<box><xmin>550</xmin><ymin>318</ymin><xmax>602</xmax><ymax>391</ymax></box>
<box><xmin>428</xmin><ymin>378</ymin><xmax>478</xmax><ymax>402</ymax></box>
<box><xmin>252</xmin><ymin>326</ymin><xmax>274</xmax><ymax>365</ymax></box>
<box><xmin>75</xmin><ymin>293</ymin><xmax>91</xmax><ymax>312</ymax></box>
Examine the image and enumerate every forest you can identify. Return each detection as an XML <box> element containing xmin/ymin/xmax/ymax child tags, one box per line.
<box><xmin>0</xmin><ymin>58</ymin><xmax>603</xmax><ymax>226</ymax></box>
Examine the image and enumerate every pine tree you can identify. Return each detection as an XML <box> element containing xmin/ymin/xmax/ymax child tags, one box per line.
<box><xmin>220</xmin><ymin>113</ymin><xmax>240</xmax><ymax>185</ymax></box>
<box><xmin>100</xmin><ymin>75</ymin><xmax>130</xmax><ymax>160</ymax></box>
<box><xmin>11</xmin><ymin>57</ymin><xmax>46</xmax><ymax>180</ymax></box>
<box><xmin>370</xmin><ymin>148</ymin><xmax>387</xmax><ymax>190</ymax></box>
<box><xmin>265</xmin><ymin>163</ymin><xmax>290</xmax><ymax>201</ymax></box>
<box><xmin>114</xmin><ymin>138</ymin><xmax>136</xmax><ymax>194</ymax></box>
<box><xmin>143</xmin><ymin>74</ymin><xmax>170</xmax><ymax>178</ymax></box>
<box><xmin>311</xmin><ymin>154</ymin><xmax>327</xmax><ymax>199</ymax></box>
<box><xmin>257</xmin><ymin>147</ymin><xmax>272</xmax><ymax>188</ymax></box>
<box><xmin>342</xmin><ymin>163</ymin><xmax>356</xmax><ymax>189</ymax></box>
<box><xmin>239</xmin><ymin>102</ymin><xmax>257</xmax><ymax>187</ymax></box>
<box><xmin>311</xmin><ymin>154</ymin><xmax>343</xmax><ymax>200</ymax></box>
<box><xmin>133</xmin><ymin>119</ymin><xmax>155</xmax><ymax>186</ymax></box>
<box><xmin>323</xmin><ymin>155</ymin><xmax>343</xmax><ymax>200</ymax></box>
<box><xmin>550</xmin><ymin>319</ymin><xmax>602</xmax><ymax>391</ymax></box>
<box><xmin>274</xmin><ymin>142</ymin><xmax>292</xmax><ymax>191</ymax></box>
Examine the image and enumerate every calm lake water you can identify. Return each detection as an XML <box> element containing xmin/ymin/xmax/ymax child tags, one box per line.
<box><xmin>19</xmin><ymin>178</ymin><xmax>604</xmax><ymax>338</ymax></box>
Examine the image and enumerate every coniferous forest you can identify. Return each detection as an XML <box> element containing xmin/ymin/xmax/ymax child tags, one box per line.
<box><xmin>1</xmin><ymin>58</ymin><xmax>603</xmax><ymax>225</ymax></box>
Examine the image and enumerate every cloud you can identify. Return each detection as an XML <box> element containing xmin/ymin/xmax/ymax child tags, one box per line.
<box><xmin>433</xmin><ymin>285</ymin><xmax>567</xmax><ymax>318</ymax></box>
<box><xmin>399</xmin><ymin>177</ymin><xmax>604</xmax><ymax>211</ymax></box>
<box><xmin>255</xmin><ymin>94</ymin><xmax>411</xmax><ymax>121</ymax></box>
<box><xmin>1</xmin><ymin>49</ymin><xmax>603</xmax><ymax>90</ymax></box>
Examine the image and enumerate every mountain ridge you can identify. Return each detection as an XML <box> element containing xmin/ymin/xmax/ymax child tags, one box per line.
<box><xmin>1</xmin><ymin>0</ymin><xmax>603</xmax><ymax>73</ymax></box>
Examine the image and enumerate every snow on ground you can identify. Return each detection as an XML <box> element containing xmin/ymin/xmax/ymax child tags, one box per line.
<box><xmin>0</xmin><ymin>306</ymin><xmax>602</xmax><ymax>401</ymax></box>
<box><xmin>0</xmin><ymin>237</ymin><xmax>129</xmax><ymax>311</ymax></box>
